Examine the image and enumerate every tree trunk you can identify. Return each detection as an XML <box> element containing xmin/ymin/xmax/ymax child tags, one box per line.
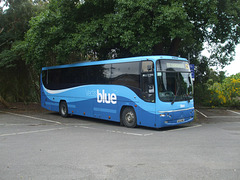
<box><xmin>0</xmin><ymin>96</ymin><xmax>10</xmax><ymax>108</ymax></box>
<box><xmin>152</xmin><ymin>42</ymin><xmax>164</xmax><ymax>55</ymax></box>
<box><xmin>168</xmin><ymin>38</ymin><xmax>181</xmax><ymax>56</ymax></box>
<box><xmin>152</xmin><ymin>38</ymin><xmax>181</xmax><ymax>56</ymax></box>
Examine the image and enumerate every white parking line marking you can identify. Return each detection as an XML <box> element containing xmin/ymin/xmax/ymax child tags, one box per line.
<box><xmin>0</xmin><ymin>111</ymin><xmax>62</xmax><ymax>125</ymax></box>
<box><xmin>79</xmin><ymin>126</ymin><xmax>97</xmax><ymax>130</ymax></box>
<box><xmin>227</xmin><ymin>110</ymin><xmax>240</xmax><ymax>115</ymax></box>
<box><xmin>195</xmin><ymin>109</ymin><xmax>208</xmax><ymax>118</ymax></box>
<box><xmin>106</xmin><ymin>130</ymin><xmax>152</xmax><ymax>136</ymax></box>
<box><xmin>143</xmin><ymin>133</ymin><xmax>154</xmax><ymax>136</ymax></box>
<box><xmin>0</xmin><ymin>127</ymin><xmax>66</xmax><ymax>137</ymax></box>
<box><xmin>66</xmin><ymin>124</ymin><xmax>93</xmax><ymax>126</ymax></box>
<box><xmin>0</xmin><ymin>124</ymin><xmax>38</xmax><ymax>126</ymax></box>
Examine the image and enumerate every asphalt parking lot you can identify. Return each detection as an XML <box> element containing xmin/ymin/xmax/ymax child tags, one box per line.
<box><xmin>0</xmin><ymin>107</ymin><xmax>240</xmax><ymax>180</ymax></box>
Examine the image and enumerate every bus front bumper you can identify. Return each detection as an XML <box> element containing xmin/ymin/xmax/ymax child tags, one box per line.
<box><xmin>156</xmin><ymin>108</ymin><xmax>194</xmax><ymax>128</ymax></box>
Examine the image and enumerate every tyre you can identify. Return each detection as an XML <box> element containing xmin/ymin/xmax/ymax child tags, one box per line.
<box><xmin>59</xmin><ymin>101</ymin><xmax>68</xmax><ymax>117</ymax></box>
<box><xmin>121</xmin><ymin>107</ymin><xmax>137</xmax><ymax>128</ymax></box>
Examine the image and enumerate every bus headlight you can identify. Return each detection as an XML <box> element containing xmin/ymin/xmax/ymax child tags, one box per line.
<box><xmin>160</xmin><ymin>114</ymin><xmax>166</xmax><ymax>117</ymax></box>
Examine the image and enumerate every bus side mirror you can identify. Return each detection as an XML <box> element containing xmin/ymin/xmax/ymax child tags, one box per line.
<box><xmin>147</xmin><ymin>65</ymin><xmax>152</xmax><ymax>71</ymax></box>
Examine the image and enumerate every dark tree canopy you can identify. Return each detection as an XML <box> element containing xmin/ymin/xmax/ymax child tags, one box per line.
<box><xmin>0</xmin><ymin>0</ymin><xmax>240</xmax><ymax>103</ymax></box>
<box><xmin>25</xmin><ymin>0</ymin><xmax>240</xmax><ymax>70</ymax></box>
<box><xmin>0</xmin><ymin>0</ymin><xmax>46</xmax><ymax>102</ymax></box>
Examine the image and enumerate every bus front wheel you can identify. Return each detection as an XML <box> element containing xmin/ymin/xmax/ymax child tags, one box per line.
<box><xmin>121</xmin><ymin>107</ymin><xmax>137</xmax><ymax>128</ymax></box>
<box><xmin>59</xmin><ymin>101</ymin><xmax>68</xmax><ymax>117</ymax></box>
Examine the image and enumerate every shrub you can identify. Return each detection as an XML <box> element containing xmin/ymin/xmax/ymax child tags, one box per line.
<box><xmin>208</xmin><ymin>73</ymin><xmax>240</xmax><ymax>107</ymax></box>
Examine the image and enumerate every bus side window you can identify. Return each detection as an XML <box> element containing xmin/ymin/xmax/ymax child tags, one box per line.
<box><xmin>111</xmin><ymin>62</ymin><xmax>140</xmax><ymax>89</ymax></box>
<box><xmin>141</xmin><ymin>61</ymin><xmax>155</xmax><ymax>103</ymax></box>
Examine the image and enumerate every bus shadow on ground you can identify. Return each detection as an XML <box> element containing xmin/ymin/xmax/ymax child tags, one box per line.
<box><xmin>158</xmin><ymin>124</ymin><xmax>192</xmax><ymax>131</ymax></box>
<box><xmin>136</xmin><ymin>123</ymin><xmax>193</xmax><ymax>132</ymax></box>
<box><xmin>48</xmin><ymin>112</ymin><xmax>194</xmax><ymax>132</ymax></box>
<box><xmin>49</xmin><ymin>112</ymin><xmax>121</xmax><ymax>127</ymax></box>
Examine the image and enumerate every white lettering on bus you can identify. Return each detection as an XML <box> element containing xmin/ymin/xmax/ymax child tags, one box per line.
<box><xmin>97</xmin><ymin>90</ymin><xmax>117</xmax><ymax>104</ymax></box>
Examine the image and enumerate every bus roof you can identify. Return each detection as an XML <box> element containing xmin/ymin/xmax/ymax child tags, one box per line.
<box><xmin>42</xmin><ymin>55</ymin><xmax>188</xmax><ymax>70</ymax></box>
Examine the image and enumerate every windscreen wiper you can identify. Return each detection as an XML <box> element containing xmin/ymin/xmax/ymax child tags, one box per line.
<box><xmin>171</xmin><ymin>82</ymin><xmax>180</xmax><ymax>105</ymax></box>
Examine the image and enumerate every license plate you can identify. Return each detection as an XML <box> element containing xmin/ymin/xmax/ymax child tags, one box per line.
<box><xmin>177</xmin><ymin>119</ymin><xmax>184</xmax><ymax>123</ymax></box>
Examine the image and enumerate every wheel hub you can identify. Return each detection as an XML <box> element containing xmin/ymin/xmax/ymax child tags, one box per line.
<box><xmin>126</xmin><ymin>112</ymin><xmax>134</xmax><ymax>123</ymax></box>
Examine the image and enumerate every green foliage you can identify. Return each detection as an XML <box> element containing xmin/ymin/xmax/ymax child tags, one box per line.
<box><xmin>25</xmin><ymin>0</ymin><xmax>240</xmax><ymax>71</ymax></box>
<box><xmin>1</xmin><ymin>0</ymin><xmax>240</xmax><ymax>104</ymax></box>
<box><xmin>0</xmin><ymin>0</ymin><xmax>46</xmax><ymax>102</ymax></box>
<box><xmin>25</xmin><ymin>0</ymin><xmax>82</xmax><ymax>70</ymax></box>
<box><xmin>207</xmin><ymin>73</ymin><xmax>240</xmax><ymax>107</ymax></box>
<box><xmin>0</xmin><ymin>41</ymin><xmax>26</xmax><ymax>68</ymax></box>
<box><xmin>193</xmin><ymin>55</ymin><xmax>229</xmax><ymax>107</ymax></box>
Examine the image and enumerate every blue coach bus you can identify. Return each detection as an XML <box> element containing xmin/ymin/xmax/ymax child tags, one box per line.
<box><xmin>41</xmin><ymin>56</ymin><xmax>194</xmax><ymax>128</ymax></box>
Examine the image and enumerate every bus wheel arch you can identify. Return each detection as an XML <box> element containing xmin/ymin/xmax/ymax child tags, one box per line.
<box><xmin>59</xmin><ymin>100</ymin><xmax>68</xmax><ymax>117</ymax></box>
<box><xmin>120</xmin><ymin>106</ymin><xmax>137</xmax><ymax>128</ymax></box>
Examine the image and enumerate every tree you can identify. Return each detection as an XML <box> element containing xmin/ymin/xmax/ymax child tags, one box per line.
<box><xmin>0</xmin><ymin>0</ymin><xmax>47</xmax><ymax>102</ymax></box>
<box><xmin>193</xmin><ymin>56</ymin><xmax>227</xmax><ymax>106</ymax></box>
<box><xmin>25</xmin><ymin>0</ymin><xmax>240</xmax><ymax>72</ymax></box>
<box><xmin>0</xmin><ymin>0</ymin><xmax>238</xmax><ymax>104</ymax></box>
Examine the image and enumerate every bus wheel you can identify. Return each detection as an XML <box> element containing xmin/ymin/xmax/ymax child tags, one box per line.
<box><xmin>121</xmin><ymin>107</ymin><xmax>137</xmax><ymax>128</ymax></box>
<box><xmin>59</xmin><ymin>101</ymin><xmax>68</xmax><ymax>117</ymax></box>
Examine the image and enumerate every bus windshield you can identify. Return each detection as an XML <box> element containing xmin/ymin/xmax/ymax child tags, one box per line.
<box><xmin>156</xmin><ymin>60</ymin><xmax>193</xmax><ymax>103</ymax></box>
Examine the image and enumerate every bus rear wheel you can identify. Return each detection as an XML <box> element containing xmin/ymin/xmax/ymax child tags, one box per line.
<box><xmin>59</xmin><ymin>101</ymin><xmax>68</xmax><ymax>117</ymax></box>
<box><xmin>121</xmin><ymin>107</ymin><xmax>137</xmax><ymax>128</ymax></box>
